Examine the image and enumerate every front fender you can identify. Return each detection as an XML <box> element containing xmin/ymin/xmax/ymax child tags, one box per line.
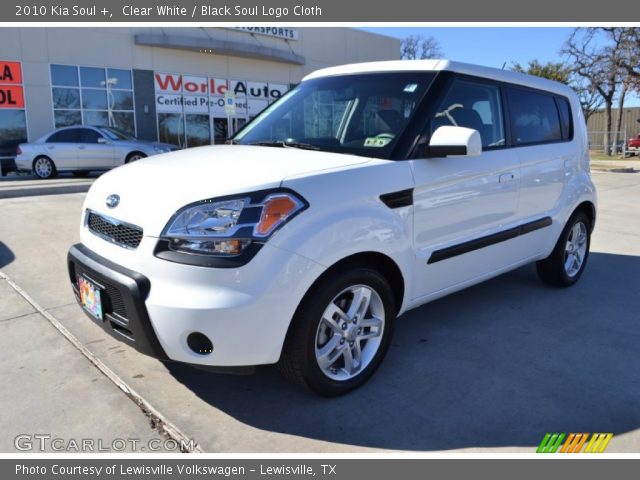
<box><xmin>272</xmin><ymin>160</ymin><xmax>415</xmax><ymax>311</ymax></box>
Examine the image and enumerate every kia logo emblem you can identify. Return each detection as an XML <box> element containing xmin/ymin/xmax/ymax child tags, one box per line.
<box><xmin>106</xmin><ymin>194</ymin><xmax>120</xmax><ymax>209</ymax></box>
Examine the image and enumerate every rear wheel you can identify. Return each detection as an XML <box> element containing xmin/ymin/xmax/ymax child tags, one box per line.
<box><xmin>278</xmin><ymin>267</ymin><xmax>395</xmax><ymax>396</ymax></box>
<box><xmin>33</xmin><ymin>156</ymin><xmax>56</xmax><ymax>179</ymax></box>
<box><xmin>536</xmin><ymin>211</ymin><xmax>591</xmax><ymax>287</ymax></box>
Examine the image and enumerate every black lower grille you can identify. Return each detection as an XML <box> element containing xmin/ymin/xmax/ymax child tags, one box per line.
<box><xmin>87</xmin><ymin>211</ymin><xmax>143</xmax><ymax>249</ymax></box>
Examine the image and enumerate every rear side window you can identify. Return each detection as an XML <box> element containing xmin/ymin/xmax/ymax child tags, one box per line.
<box><xmin>556</xmin><ymin>97</ymin><xmax>573</xmax><ymax>140</ymax></box>
<box><xmin>508</xmin><ymin>88</ymin><xmax>562</xmax><ymax>145</ymax></box>
<box><xmin>47</xmin><ymin>129</ymin><xmax>81</xmax><ymax>143</ymax></box>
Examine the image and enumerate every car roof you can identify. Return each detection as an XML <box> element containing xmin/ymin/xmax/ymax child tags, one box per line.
<box><xmin>302</xmin><ymin>59</ymin><xmax>575</xmax><ymax>98</ymax></box>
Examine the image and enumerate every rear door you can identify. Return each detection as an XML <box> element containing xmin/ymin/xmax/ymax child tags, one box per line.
<box><xmin>43</xmin><ymin>128</ymin><xmax>81</xmax><ymax>170</ymax></box>
<box><xmin>77</xmin><ymin>128</ymin><xmax>115</xmax><ymax>169</ymax></box>
<box><xmin>410</xmin><ymin>75</ymin><xmax>521</xmax><ymax>300</ymax></box>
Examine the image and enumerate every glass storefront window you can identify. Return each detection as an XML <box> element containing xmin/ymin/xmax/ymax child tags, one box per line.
<box><xmin>80</xmin><ymin>67</ymin><xmax>106</xmax><ymax>88</ymax></box>
<box><xmin>185</xmin><ymin>114</ymin><xmax>210</xmax><ymax>147</ymax></box>
<box><xmin>82</xmin><ymin>89</ymin><xmax>107</xmax><ymax>110</ymax></box>
<box><xmin>213</xmin><ymin>117</ymin><xmax>228</xmax><ymax>144</ymax></box>
<box><xmin>0</xmin><ymin>110</ymin><xmax>27</xmax><ymax>157</ymax></box>
<box><xmin>107</xmin><ymin>69</ymin><xmax>132</xmax><ymax>90</ymax></box>
<box><xmin>51</xmin><ymin>65</ymin><xmax>135</xmax><ymax>133</ymax></box>
<box><xmin>50</xmin><ymin>65</ymin><xmax>79</xmax><ymax>87</ymax></box>
<box><xmin>53</xmin><ymin>110</ymin><xmax>81</xmax><ymax>128</ymax></box>
<box><xmin>83</xmin><ymin>110</ymin><xmax>108</xmax><ymax>127</ymax></box>
<box><xmin>111</xmin><ymin>112</ymin><xmax>135</xmax><ymax>135</ymax></box>
<box><xmin>110</xmin><ymin>90</ymin><xmax>133</xmax><ymax>110</ymax></box>
<box><xmin>52</xmin><ymin>88</ymin><xmax>80</xmax><ymax>109</ymax></box>
<box><xmin>158</xmin><ymin>113</ymin><xmax>185</xmax><ymax>148</ymax></box>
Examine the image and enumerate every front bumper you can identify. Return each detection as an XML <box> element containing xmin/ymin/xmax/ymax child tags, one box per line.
<box><xmin>68</xmin><ymin>244</ymin><xmax>169</xmax><ymax>360</ymax></box>
<box><xmin>68</xmin><ymin>234</ymin><xmax>326</xmax><ymax>367</ymax></box>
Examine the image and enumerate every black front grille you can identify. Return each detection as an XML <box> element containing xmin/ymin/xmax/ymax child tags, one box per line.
<box><xmin>87</xmin><ymin>211</ymin><xmax>143</xmax><ymax>249</ymax></box>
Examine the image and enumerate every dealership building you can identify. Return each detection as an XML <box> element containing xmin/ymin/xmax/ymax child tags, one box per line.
<box><xmin>0</xmin><ymin>27</ymin><xmax>399</xmax><ymax>173</ymax></box>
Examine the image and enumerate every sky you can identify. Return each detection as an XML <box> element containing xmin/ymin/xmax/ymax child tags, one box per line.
<box><xmin>358</xmin><ymin>27</ymin><xmax>639</xmax><ymax>107</ymax></box>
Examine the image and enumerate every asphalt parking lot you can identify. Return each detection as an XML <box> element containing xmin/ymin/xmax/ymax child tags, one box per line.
<box><xmin>0</xmin><ymin>170</ymin><xmax>639</xmax><ymax>453</ymax></box>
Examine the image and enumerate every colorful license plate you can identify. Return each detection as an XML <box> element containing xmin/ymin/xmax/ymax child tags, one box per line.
<box><xmin>78</xmin><ymin>276</ymin><xmax>103</xmax><ymax>321</ymax></box>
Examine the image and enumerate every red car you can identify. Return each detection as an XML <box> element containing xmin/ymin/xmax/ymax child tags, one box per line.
<box><xmin>628</xmin><ymin>134</ymin><xmax>640</xmax><ymax>155</ymax></box>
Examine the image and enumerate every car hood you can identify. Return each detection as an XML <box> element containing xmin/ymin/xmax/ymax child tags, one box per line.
<box><xmin>84</xmin><ymin>145</ymin><xmax>371</xmax><ymax>236</ymax></box>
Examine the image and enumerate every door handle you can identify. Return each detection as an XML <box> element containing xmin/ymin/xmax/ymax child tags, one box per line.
<box><xmin>499</xmin><ymin>172</ymin><xmax>515</xmax><ymax>183</ymax></box>
<box><xmin>77</xmin><ymin>145</ymin><xmax>85</xmax><ymax>150</ymax></box>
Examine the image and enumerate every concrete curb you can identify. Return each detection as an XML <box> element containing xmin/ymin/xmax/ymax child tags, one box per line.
<box><xmin>0</xmin><ymin>271</ymin><xmax>203</xmax><ymax>453</ymax></box>
<box><xmin>0</xmin><ymin>183</ymin><xmax>92</xmax><ymax>199</ymax></box>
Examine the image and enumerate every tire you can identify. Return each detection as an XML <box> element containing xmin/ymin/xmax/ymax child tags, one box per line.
<box><xmin>33</xmin><ymin>156</ymin><xmax>56</xmax><ymax>179</ymax></box>
<box><xmin>72</xmin><ymin>171</ymin><xmax>90</xmax><ymax>178</ymax></box>
<box><xmin>126</xmin><ymin>152</ymin><xmax>146</xmax><ymax>164</ymax></box>
<box><xmin>278</xmin><ymin>266</ymin><xmax>396</xmax><ymax>396</ymax></box>
<box><xmin>536</xmin><ymin>211</ymin><xmax>591</xmax><ymax>287</ymax></box>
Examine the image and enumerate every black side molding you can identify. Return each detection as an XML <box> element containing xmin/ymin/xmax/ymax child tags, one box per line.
<box><xmin>428</xmin><ymin>216</ymin><xmax>552</xmax><ymax>264</ymax></box>
<box><xmin>380</xmin><ymin>188</ymin><xmax>413</xmax><ymax>209</ymax></box>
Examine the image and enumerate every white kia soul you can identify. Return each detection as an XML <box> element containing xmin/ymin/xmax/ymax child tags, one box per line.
<box><xmin>68</xmin><ymin>60</ymin><xmax>596</xmax><ymax>396</ymax></box>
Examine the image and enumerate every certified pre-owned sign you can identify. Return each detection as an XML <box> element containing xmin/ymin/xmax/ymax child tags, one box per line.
<box><xmin>0</xmin><ymin>60</ymin><xmax>24</xmax><ymax>109</ymax></box>
<box><xmin>154</xmin><ymin>72</ymin><xmax>288</xmax><ymax>117</ymax></box>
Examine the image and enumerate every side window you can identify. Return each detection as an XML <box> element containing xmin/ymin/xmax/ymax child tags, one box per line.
<box><xmin>79</xmin><ymin>128</ymin><xmax>102</xmax><ymax>144</ymax></box>
<box><xmin>556</xmin><ymin>97</ymin><xmax>573</xmax><ymax>140</ymax></box>
<box><xmin>431</xmin><ymin>78</ymin><xmax>506</xmax><ymax>149</ymax></box>
<box><xmin>47</xmin><ymin>129</ymin><xmax>80</xmax><ymax>143</ymax></box>
<box><xmin>508</xmin><ymin>88</ymin><xmax>562</xmax><ymax>145</ymax></box>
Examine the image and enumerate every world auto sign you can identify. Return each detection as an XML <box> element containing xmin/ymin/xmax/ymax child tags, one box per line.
<box><xmin>0</xmin><ymin>61</ymin><xmax>24</xmax><ymax>109</ymax></box>
<box><xmin>154</xmin><ymin>73</ymin><xmax>288</xmax><ymax>117</ymax></box>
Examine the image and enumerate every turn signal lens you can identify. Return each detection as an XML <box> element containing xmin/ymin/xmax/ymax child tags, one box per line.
<box><xmin>255</xmin><ymin>195</ymin><xmax>303</xmax><ymax>237</ymax></box>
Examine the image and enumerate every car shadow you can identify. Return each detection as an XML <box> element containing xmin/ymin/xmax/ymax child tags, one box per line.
<box><xmin>0</xmin><ymin>241</ymin><xmax>15</xmax><ymax>269</ymax></box>
<box><xmin>166</xmin><ymin>251</ymin><xmax>640</xmax><ymax>451</ymax></box>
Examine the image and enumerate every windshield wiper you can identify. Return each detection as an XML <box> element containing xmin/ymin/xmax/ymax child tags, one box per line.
<box><xmin>248</xmin><ymin>140</ymin><xmax>320</xmax><ymax>151</ymax></box>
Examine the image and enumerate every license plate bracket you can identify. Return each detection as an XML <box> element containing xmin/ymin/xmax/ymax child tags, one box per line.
<box><xmin>78</xmin><ymin>275</ymin><xmax>104</xmax><ymax>321</ymax></box>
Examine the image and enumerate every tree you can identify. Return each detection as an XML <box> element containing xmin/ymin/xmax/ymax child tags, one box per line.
<box><xmin>511</xmin><ymin>60</ymin><xmax>572</xmax><ymax>84</ymax></box>
<box><xmin>611</xmin><ymin>27</ymin><xmax>640</xmax><ymax>92</ymax></box>
<box><xmin>572</xmin><ymin>78</ymin><xmax>604</xmax><ymax>124</ymax></box>
<box><xmin>401</xmin><ymin>35</ymin><xmax>443</xmax><ymax>60</ymax></box>
<box><xmin>562</xmin><ymin>28</ymin><xmax>626</xmax><ymax>156</ymax></box>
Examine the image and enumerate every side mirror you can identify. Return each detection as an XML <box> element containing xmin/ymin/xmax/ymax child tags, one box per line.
<box><xmin>97</xmin><ymin>137</ymin><xmax>109</xmax><ymax>144</ymax></box>
<box><xmin>427</xmin><ymin>126</ymin><xmax>482</xmax><ymax>157</ymax></box>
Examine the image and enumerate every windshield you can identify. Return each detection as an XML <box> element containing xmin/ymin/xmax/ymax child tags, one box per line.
<box><xmin>99</xmin><ymin>127</ymin><xmax>136</xmax><ymax>141</ymax></box>
<box><xmin>234</xmin><ymin>72</ymin><xmax>436</xmax><ymax>159</ymax></box>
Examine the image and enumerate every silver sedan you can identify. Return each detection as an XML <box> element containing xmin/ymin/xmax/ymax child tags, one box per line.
<box><xmin>15</xmin><ymin>126</ymin><xmax>178</xmax><ymax>179</ymax></box>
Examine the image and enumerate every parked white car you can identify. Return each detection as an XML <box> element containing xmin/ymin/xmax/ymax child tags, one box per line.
<box><xmin>68</xmin><ymin>60</ymin><xmax>596</xmax><ymax>396</ymax></box>
<box><xmin>15</xmin><ymin>126</ymin><xmax>178</xmax><ymax>179</ymax></box>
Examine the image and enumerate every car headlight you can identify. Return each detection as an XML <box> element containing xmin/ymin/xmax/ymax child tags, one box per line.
<box><xmin>160</xmin><ymin>190</ymin><xmax>307</xmax><ymax>257</ymax></box>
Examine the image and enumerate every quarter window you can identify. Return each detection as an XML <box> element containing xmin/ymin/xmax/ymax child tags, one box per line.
<box><xmin>556</xmin><ymin>97</ymin><xmax>573</xmax><ymax>140</ymax></box>
<box><xmin>508</xmin><ymin>88</ymin><xmax>562</xmax><ymax>145</ymax></box>
<box><xmin>432</xmin><ymin>79</ymin><xmax>506</xmax><ymax>149</ymax></box>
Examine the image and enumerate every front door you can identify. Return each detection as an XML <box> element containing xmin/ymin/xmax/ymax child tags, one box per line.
<box><xmin>411</xmin><ymin>76</ymin><xmax>520</xmax><ymax>300</ymax></box>
<box><xmin>77</xmin><ymin>128</ymin><xmax>115</xmax><ymax>169</ymax></box>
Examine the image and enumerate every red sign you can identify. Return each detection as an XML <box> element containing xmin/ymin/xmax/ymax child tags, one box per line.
<box><xmin>0</xmin><ymin>61</ymin><xmax>22</xmax><ymax>85</ymax></box>
<box><xmin>0</xmin><ymin>85</ymin><xmax>25</xmax><ymax>108</ymax></box>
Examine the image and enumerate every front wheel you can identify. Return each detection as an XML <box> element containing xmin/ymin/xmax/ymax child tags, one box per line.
<box><xmin>536</xmin><ymin>211</ymin><xmax>591</xmax><ymax>287</ymax></box>
<box><xmin>278</xmin><ymin>267</ymin><xmax>396</xmax><ymax>396</ymax></box>
<box><xmin>126</xmin><ymin>152</ymin><xmax>146</xmax><ymax>164</ymax></box>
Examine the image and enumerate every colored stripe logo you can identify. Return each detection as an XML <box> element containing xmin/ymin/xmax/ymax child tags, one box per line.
<box><xmin>537</xmin><ymin>433</ymin><xmax>613</xmax><ymax>453</ymax></box>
